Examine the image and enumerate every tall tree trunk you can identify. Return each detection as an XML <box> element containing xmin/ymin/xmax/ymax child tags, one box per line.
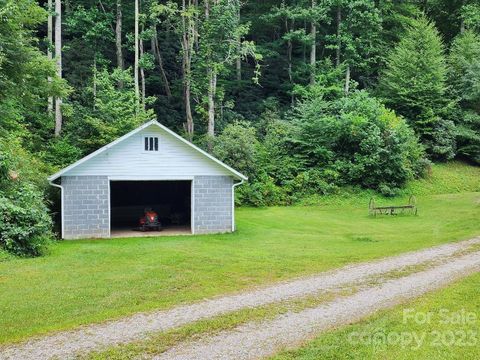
<box><xmin>194</xmin><ymin>0</ymin><xmax>199</xmax><ymax>51</ymax></box>
<box><xmin>207</xmin><ymin>69</ymin><xmax>217</xmax><ymax>149</ymax></box>
<box><xmin>184</xmin><ymin>72</ymin><xmax>194</xmax><ymax>137</ymax></box>
<box><xmin>336</xmin><ymin>4</ymin><xmax>341</xmax><ymax>67</ymax></box>
<box><xmin>460</xmin><ymin>0</ymin><xmax>465</xmax><ymax>33</ymax></box>
<box><xmin>151</xmin><ymin>27</ymin><xmax>172</xmax><ymax>98</ymax></box>
<box><xmin>139</xmin><ymin>1</ymin><xmax>146</xmax><ymax>112</ymax></box>
<box><xmin>205</xmin><ymin>0</ymin><xmax>210</xmax><ymax>18</ymax></box>
<box><xmin>181</xmin><ymin>0</ymin><xmax>194</xmax><ymax>139</ymax></box>
<box><xmin>344</xmin><ymin>63</ymin><xmax>350</xmax><ymax>95</ymax></box>
<box><xmin>310</xmin><ymin>0</ymin><xmax>316</xmax><ymax>85</ymax></box>
<box><xmin>115</xmin><ymin>0</ymin><xmax>124</xmax><ymax>88</ymax></box>
<box><xmin>115</xmin><ymin>0</ymin><xmax>123</xmax><ymax>70</ymax></box>
<box><xmin>134</xmin><ymin>0</ymin><xmax>140</xmax><ymax>112</ymax></box>
<box><xmin>47</xmin><ymin>0</ymin><xmax>53</xmax><ymax>114</ymax></box>
<box><xmin>54</xmin><ymin>0</ymin><xmax>62</xmax><ymax>137</ymax></box>
<box><xmin>140</xmin><ymin>30</ymin><xmax>146</xmax><ymax>110</ymax></box>
<box><xmin>303</xmin><ymin>19</ymin><xmax>307</xmax><ymax>64</ymax></box>
<box><xmin>236</xmin><ymin>6</ymin><xmax>241</xmax><ymax>81</ymax></box>
<box><xmin>460</xmin><ymin>18</ymin><xmax>465</xmax><ymax>33</ymax></box>
<box><xmin>93</xmin><ymin>55</ymin><xmax>97</xmax><ymax>109</ymax></box>
<box><xmin>205</xmin><ymin>0</ymin><xmax>215</xmax><ymax>151</ymax></box>
<box><xmin>286</xmin><ymin>18</ymin><xmax>294</xmax><ymax>106</ymax></box>
<box><xmin>236</xmin><ymin>57</ymin><xmax>241</xmax><ymax>82</ymax></box>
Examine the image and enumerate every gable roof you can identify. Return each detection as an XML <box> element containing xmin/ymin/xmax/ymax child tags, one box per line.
<box><xmin>48</xmin><ymin>120</ymin><xmax>247</xmax><ymax>181</ymax></box>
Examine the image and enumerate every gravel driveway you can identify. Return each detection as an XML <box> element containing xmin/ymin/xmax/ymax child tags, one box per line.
<box><xmin>1</xmin><ymin>237</ymin><xmax>479</xmax><ymax>360</ymax></box>
<box><xmin>154</xmin><ymin>250</ymin><xmax>480</xmax><ymax>360</ymax></box>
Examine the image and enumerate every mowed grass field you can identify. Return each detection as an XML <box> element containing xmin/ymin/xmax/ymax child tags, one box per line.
<box><xmin>273</xmin><ymin>271</ymin><xmax>480</xmax><ymax>360</ymax></box>
<box><xmin>0</xmin><ymin>163</ymin><xmax>479</xmax><ymax>344</ymax></box>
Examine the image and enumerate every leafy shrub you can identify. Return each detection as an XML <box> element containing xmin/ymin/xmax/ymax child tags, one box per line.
<box><xmin>0</xmin><ymin>185</ymin><xmax>52</xmax><ymax>256</ymax></box>
<box><xmin>293</xmin><ymin>90</ymin><xmax>428</xmax><ymax>195</ymax></box>
<box><xmin>237</xmin><ymin>174</ymin><xmax>290</xmax><ymax>207</ymax></box>
<box><xmin>258</xmin><ymin>119</ymin><xmax>303</xmax><ymax>186</ymax></box>
<box><xmin>213</xmin><ymin>121</ymin><xmax>259</xmax><ymax>179</ymax></box>
<box><xmin>214</xmin><ymin>82</ymin><xmax>431</xmax><ymax>203</ymax></box>
<box><xmin>0</xmin><ymin>139</ymin><xmax>52</xmax><ymax>189</ymax></box>
<box><xmin>215</xmin><ymin>90</ymin><xmax>429</xmax><ymax>204</ymax></box>
<box><xmin>290</xmin><ymin>168</ymin><xmax>340</xmax><ymax>199</ymax></box>
<box><xmin>41</xmin><ymin>137</ymin><xmax>83</xmax><ymax>168</ymax></box>
<box><xmin>213</xmin><ymin>120</ymin><xmax>297</xmax><ymax>206</ymax></box>
<box><xmin>0</xmin><ymin>139</ymin><xmax>53</xmax><ymax>256</ymax></box>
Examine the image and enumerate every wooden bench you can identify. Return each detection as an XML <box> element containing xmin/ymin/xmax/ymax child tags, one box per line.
<box><xmin>369</xmin><ymin>195</ymin><xmax>418</xmax><ymax>216</ymax></box>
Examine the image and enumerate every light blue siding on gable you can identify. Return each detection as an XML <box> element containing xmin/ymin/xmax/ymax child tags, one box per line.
<box><xmin>64</xmin><ymin>125</ymin><xmax>231</xmax><ymax>178</ymax></box>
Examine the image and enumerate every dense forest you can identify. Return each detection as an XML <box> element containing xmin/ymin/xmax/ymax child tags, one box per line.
<box><xmin>1</xmin><ymin>0</ymin><xmax>480</xmax><ymax>256</ymax></box>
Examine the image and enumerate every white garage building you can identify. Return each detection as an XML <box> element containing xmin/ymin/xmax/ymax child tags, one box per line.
<box><xmin>48</xmin><ymin>120</ymin><xmax>247</xmax><ymax>239</ymax></box>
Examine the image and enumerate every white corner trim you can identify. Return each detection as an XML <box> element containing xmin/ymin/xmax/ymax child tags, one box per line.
<box><xmin>191</xmin><ymin>179</ymin><xmax>195</xmax><ymax>235</ymax></box>
<box><xmin>48</xmin><ymin>119</ymin><xmax>248</xmax><ymax>182</ymax></box>
<box><xmin>107</xmin><ymin>178</ymin><xmax>111</xmax><ymax>238</ymax></box>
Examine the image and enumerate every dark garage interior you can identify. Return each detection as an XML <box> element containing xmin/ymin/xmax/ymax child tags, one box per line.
<box><xmin>110</xmin><ymin>180</ymin><xmax>191</xmax><ymax>236</ymax></box>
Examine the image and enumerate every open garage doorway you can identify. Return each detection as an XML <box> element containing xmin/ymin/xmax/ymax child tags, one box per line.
<box><xmin>110</xmin><ymin>180</ymin><xmax>192</xmax><ymax>237</ymax></box>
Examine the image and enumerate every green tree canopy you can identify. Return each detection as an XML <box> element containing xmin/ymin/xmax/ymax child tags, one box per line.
<box><xmin>379</xmin><ymin>15</ymin><xmax>455</xmax><ymax>160</ymax></box>
<box><xmin>448</xmin><ymin>30</ymin><xmax>480</xmax><ymax>163</ymax></box>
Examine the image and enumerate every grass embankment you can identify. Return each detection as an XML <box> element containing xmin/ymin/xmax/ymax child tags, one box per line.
<box><xmin>273</xmin><ymin>271</ymin><xmax>480</xmax><ymax>360</ymax></box>
<box><xmin>0</xmin><ymin>162</ymin><xmax>479</xmax><ymax>344</ymax></box>
<box><xmin>300</xmin><ymin>161</ymin><xmax>480</xmax><ymax>206</ymax></box>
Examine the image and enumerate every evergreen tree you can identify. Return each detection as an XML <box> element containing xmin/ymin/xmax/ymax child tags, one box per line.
<box><xmin>448</xmin><ymin>30</ymin><xmax>480</xmax><ymax>163</ymax></box>
<box><xmin>379</xmin><ymin>15</ymin><xmax>455</xmax><ymax>160</ymax></box>
<box><xmin>461</xmin><ymin>1</ymin><xmax>480</xmax><ymax>33</ymax></box>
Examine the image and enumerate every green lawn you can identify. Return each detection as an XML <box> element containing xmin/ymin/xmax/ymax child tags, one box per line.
<box><xmin>0</xmin><ymin>189</ymin><xmax>479</xmax><ymax>344</ymax></box>
<box><xmin>273</xmin><ymin>271</ymin><xmax>480</xmax><ymax>360</ymax></box>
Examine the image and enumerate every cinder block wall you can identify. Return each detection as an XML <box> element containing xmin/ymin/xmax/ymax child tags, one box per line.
<box><xmin>62</xmin><ymin>176</ymin><xmax>109</xmax><ymax>239</ymax></box>
<box><xmin>194</xmin><ymin>176</ymin><xmax>233</xmax><ymax>234</ymax></box>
